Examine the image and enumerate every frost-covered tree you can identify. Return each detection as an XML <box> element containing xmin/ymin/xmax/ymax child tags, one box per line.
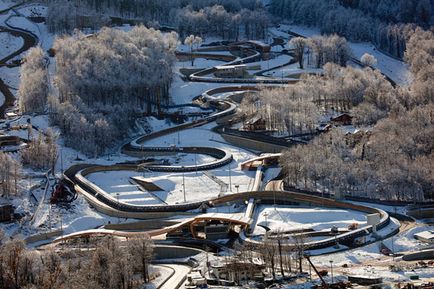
<box><xmin>289</xmin><ymin>37</ymin><xmax>307</xmax><ymax>69</ymax></box>
<box><xmin>21</xmin><ymin>129</ymin><xmax>58</xmax><ymax>172</ymax></box>
<box><xmin>184</xmin><ymin>34</ymin><xmax>202</xmax><ymax>66</ymax></box>
<box><xmin>308</xmin><ymin>35</ymin><xmax>352</xmax><ymax>68</ymax></box>
<box><xmin>19</xmin><ymin>47</ymin><xmax>49</xmax><ymax>113</ymax></box>
<box><xmin>360</xmin><ymin>53</ymin><xmax>377</xmax><ymax>67</ymax></box>
<box><xmin>279</xmin><ymin>26</ymin><xmax>434</xmax><ymax>201</ymax></box>
<box><xmin>49</xmin><ymin>26</ymin><xmax>178</xmax><ymax>156</ymax></box>
<box><xmin>45</xmin><ymin>0</ymin><xmax>268</xmax><ymax>39</ymax></box>
<box><xmin>0</xmin><ymin>152</ymin><xmax>21</xmax><ymax>197</ymax></box>
<box><xmin>270</xmin><ymin>0</ymin><xmax>433</xmax><ymax>59</ymax></box>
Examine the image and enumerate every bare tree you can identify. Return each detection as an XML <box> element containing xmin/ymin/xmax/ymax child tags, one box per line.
<box><xmin>128</xmin><ymin>234</ymin><xmax>154</xmax><ymax>284</ymax></box>
<box><xmin>289</xmin><ymin>37</ymin><xmax>307</xmax><ymax>69</ymax></box>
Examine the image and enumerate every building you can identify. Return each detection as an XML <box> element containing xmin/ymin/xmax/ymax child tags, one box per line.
<box><xmin>414</xmin><ymin>230</ymin><xmax>434</xmax><ymax>244</ymax></box>
<box><xmin>211</xmin><ymin>260</ymin><xmax>264</xmax><ymax>285</ymax></box>
<box><xmin>0</xmin><ymin>204</ymin><xmax>14</xmax><ymax>222</ymax></box>
<box><xmin>330</xmin><ymin>113</ymin><xmax>353</xmax><ymax>126</ymax></box>
<box><xmin>214</xmin><ymin>64</ymin><xmax>247</xmax><ymax>78</ymax></box>
<box><xmin>186</xmin><ymin>270</ymin><xmax>207</xmax><ymax>288</ymax></box>
<box><xmin>243</xmin><ymin>116</ymin><xmax>266</xmax><ymax>131</ymax></box>
<box><xmin>246</xmin><ymin>40</ymin><xmax>271</xmax><ymax>54</ymax></box>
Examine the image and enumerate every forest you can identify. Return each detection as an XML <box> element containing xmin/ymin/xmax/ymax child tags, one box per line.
<box><xmin>47</xmin><ymin>26</ymin><xmax>177</xmax><ymax>156</ymax></box>
<box><xmin>270</xmin><ymin>0</ymin><xmax>433</xmax><ymax>59</ymax></box>
<box><xmin>279</xmin><ymin>28</ymin><xmax>434</xmax><ymax>201</ymax></box>
<box><xmin>0</xmin><ymin>234</ymin><xmax>154</xmax><ymax>289</ymax></box>
<box><xmin>45</xmin><ymin>0</ymin><xmax>269</xmax><ymax>40</ymax></box>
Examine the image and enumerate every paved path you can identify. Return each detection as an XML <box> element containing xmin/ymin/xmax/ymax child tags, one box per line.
<box><xmin>159</xmin><ymin>264</ymin><xmax>191</xmax><ymax>289</ymax></box>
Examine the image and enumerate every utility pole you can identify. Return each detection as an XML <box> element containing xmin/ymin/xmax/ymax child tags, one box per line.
<box><xmin>278</xmin><ymin>239</ymin><xmax>284</xmax><ymax>278</ymax></box>
<box><xmin>48</xmin><ymin>204</ymin><xmax>52</xmax><ymax>232</ymax></box>
<box><xmin>194</xmin><ymin>148</ymin><xmax>198</xmax><ymax>175</ymax></box>
<box><xmin>60</xmin><ymin>148</ymin><xmax>64</xmax><ymax>174</ymax></box>
<box><xmin>182</xmin><ymin>167</ymin><xmax>186</xmax><ymax>202</ymax></box>
<box><xmin>308</xmin><ymin>260</ymin><xmax>312</xmax><ymax>281</ymax></box>
<box><xmin>228</xmin><ymin>163</ymin><xmax>232</xmax><ymax>191</ymax></box>
<box><xmin>116</xmin><ymin>193</ymin><xmax>120</xmax><ymax>223</ymax></box>
<box><xmin>329</xmin><ymin>260</ymin><xmax>334</xmax><ymax>284</ymax></box>
<box><xmin>263</xmin><ymin>211</ymin><xmax>269</xmax><ymax>229</ymax></box>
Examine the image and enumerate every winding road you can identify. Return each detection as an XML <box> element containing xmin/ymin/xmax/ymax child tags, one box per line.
<box><xmin>0</xmin><ymin>5</ymin><xmax>38</xmax><ymax>117</ymax></box>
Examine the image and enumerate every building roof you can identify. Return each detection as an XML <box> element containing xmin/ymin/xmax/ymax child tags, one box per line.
<box><xmin>215</xmin><ymin>64</ymin><xmax>247</xmax><ymax>70</ymax></box>
<box><xmin>415</xmin><ymin>230</ymin><xmax>434</xmax><ymax>240</ymax></box>
<box><xmin>247</xmin><ymin>40</ymin><xmax>271</xmax><ymax>49</ymax></box>
<box><xmin>245</xmin><ymin>116</ymin><xmax>263</xmax><ymax>125</ymax></box>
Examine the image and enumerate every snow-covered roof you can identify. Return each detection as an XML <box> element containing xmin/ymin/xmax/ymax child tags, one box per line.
<box><xmin>215</xmin><ymin>64</ymin><xmax>247</xmax><ymax>70</ymax></box>
<box><xmin>415</xmin><ymin>230</ymin><xmax>434</xmax><ymax>240</ymax></box>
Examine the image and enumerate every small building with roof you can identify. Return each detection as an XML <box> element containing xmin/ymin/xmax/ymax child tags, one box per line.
<box><xmin>214</xmin><ymin>64</ymin><xmax>247</xmax><ymax>78</ymax></box>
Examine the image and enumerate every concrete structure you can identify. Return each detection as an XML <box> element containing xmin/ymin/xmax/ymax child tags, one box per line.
<box><xmin>240</xmin><ymin>153</ymin><xmax>281</xmax><ymax>170</ymax></box>
<box><xmin>414</xmin><ymin>230</ymin><xmax>434</xmax><ymax>244</ymax></box>
<box><xmin>214</xmin><ymin>64</ymin><xmax>247</xmax><ymax>78</ymax></box>
<box><xmin>367</xmin><ymin>213</ymin><xmax>381</xmax><ymax>232</ymax></box>
<box><xmin>243</xmin><ymin>116</ymin><xmax>266</xmax><ymax>131</ymax></box>
<box><xmin>330</xmin><ymin>113</ymin><xmax>353</xmax><ymax>126</ymax></box>
<box><xmin>211</xmin><ymin>260</ymin><xmax>264</xmax><ymax>284</ymax></box>
<box><xmin>186</xmin><ymin>270</ymin><xmax>207</xmax><ymax>287</ymax></box>
<box><xmin>245</xmin><ymin>40</ymin><xmax>271</xmax><ymax>53</ymax></box>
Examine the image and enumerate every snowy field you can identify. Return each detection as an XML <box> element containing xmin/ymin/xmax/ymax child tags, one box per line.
<box><xmin>0</xmin><ymin>66</ymin><xmax>20</xmax><ymax>90</ymax></box>
<box><xmin>252</xmin><ymin>205</ymin><xmax>367</xmax><ymax>235</ymax></box>
<box><xmin>176</xmin><ymin>58</ymin><xmax>227</xmax><ymax>70</ymax></box>
<box><xmin>85</xmin><ymin>123</ymin><xmax>257</xmax><ymax>205</ymax></box>
<box><xmin>264</xmin><ymin>62</ymin><xmax>323</xmax><ymax>78</ymax></box>
<box><xmin>7</xmin><ymin>13</ymin><xmax>54</xmax><ymax>50</ymax></box>
<box><xmin>0</xmin><ymin>0</ymin><xmax>14</xmax><ymax>10</ymax></box>
<box><xmin>87</xmin><ymin>170</ymin><xmax>166</xmax><ymax>206</ymax></box>
<box><xmin>0</xmin><ymin>31</ymin><xmax>23</xmax><ymax>59</ymax></box>
<box><xmin>17</xmin><ymin>4</ymin><xmax>47</xmax><ymax>17</ymax></box>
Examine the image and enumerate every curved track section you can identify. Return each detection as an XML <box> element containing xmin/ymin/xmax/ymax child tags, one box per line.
<box><xmin>186</xmin><ymin>43</ymin><xmax>298</xmax><ymax>84</ymax></box>
<box><xmin>64</xmin><ymin>40</ymin><xmax>302</xmax><ymax>216</ymax></box>
<box><xmin>0</xmin><ymin>8</ymin><xmax>38</xmax><ymax>117</ymax></box>
<box><xmin>52</xmin><ymin>189</ymin><xmax>390</xmax><ymax>252</ymax></box>
<box><xmin>63</xmin><ymin>96</ymin><xmax>242</xmax><ymax>215</ymax></box>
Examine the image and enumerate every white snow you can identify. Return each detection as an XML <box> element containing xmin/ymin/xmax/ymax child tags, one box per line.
<box><xmin>87</xmin><ymin>170</ymin><xmax>165</xmax><ymax>206</ymax></box>
<box><xmin>85</xmin><ymin>124</ymin><xmax>257</xmax><ymax>206</ymax></box>
<box><xmin>17</xmin><ymin>4</ymin><xmax>47</xmax><ymax>17</ymax></box>
<box><xmin>0</xmin><ymin>66</ymin><xmax>20</xmax><ymax>90</ymax></box>
<box><xmin>176</xmin><ymin>58</ymin><xmax>227</xmax><ymax>69</ymax></box>
<box><xmin>252</xmin><ymin>205</ymin><xmax>367</xmax><ymax>235</ymax></box>
<box><xmin>0</xmin><ymin>30</ymin><xmax>23</xmax><ymax>59</ymax></box>
<box><xmin>0</xmin><ymin>0</ymin><xmax>14</xmax><ymax>10</ymax></box>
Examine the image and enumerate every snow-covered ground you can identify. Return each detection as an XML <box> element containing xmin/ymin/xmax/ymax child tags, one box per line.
<box><xmin>176</xmin><ymin>58</ymin><xmax>227</xmax><ymax>70</ymax></box>
<box><xmin>0</xmin><ymin>65</ymin><xmax>20</xmax><ymax>89</ymax></box>
<box><xmin>87</xmin><ymin>170</ymin><xmax>166</xmax><ymax>206</ymax></box>
<box><xmin>17</xmin><ymin>4</ymin><xmax>47</xmax><ymax>17</ymax></box>
<box><xmin>0</xmin><ymin>3</ymin><xmax>419</xmax><ymax>261</ymax></box>
<box><xmin>252</xmin><ymin>205</ymin><xmax>367</xmax><ymax>235</ymax></box>
<box><xmin>85</xmin><ymin>122</ymin><xmax>257</xmax><ymax>206</ymax></box>
<box><xmin>264</xmin><ymin>62</ymin><xmax>322</xmax><ymax>78</ymax></box>
<box><xmin>271</xmin><ymin>24</ymin><xmax>410</xmax><ymax>85</ymax></box>
<box><xmin>0</xmin><ymin>31</ymin><xmax>23</xmax><ymax>59</ymax></box>
<box><xmin>0</xmin><ymin>0</ymin><xmax>14</xmax><ymax>10</ymax></box>
<box><xmin>261</xmin><ymin>167</ymin><xmax>281</xmax><ymax>190</ymax></box>
<box><xmin>7</xmin><ymin>12</ymin><xmax>54</xmax><ymax>50</ymax></box>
